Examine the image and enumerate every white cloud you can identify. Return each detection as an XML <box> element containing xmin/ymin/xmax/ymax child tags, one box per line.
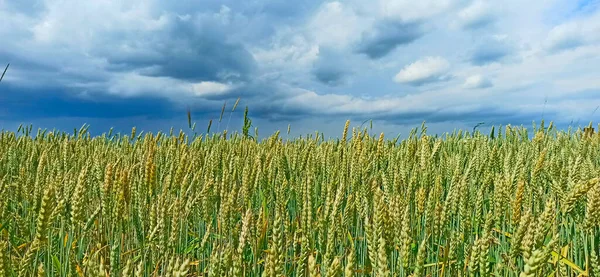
<box><xmin>105</xmin><ymin>73</ymin><xmax>236</xmax><ymax>100</ymax></box>
<box><xmin>393</xmin><ymin>56</ymin><xmax>450</xmax><ymax>85</ymax></box>
<box><xmin>490</xmin><ymin>44</ymin><xmax>600</xmax><ymax>95</ymax></box>
<box><xmin>192</xmin><ymin>81</ymin><xmax>233</xmax><ymax>97</ymax></box>
<box><xmin>251</xmin><ymin>1</ymin><xmax>369</xmax><ymax>71</ymax></box>
<box><xmin>30</xmin><ymin>1</ymin><xmax>168</xmax><ymax>47</ymax></box>
<box><xmin>307</xmin><ymin>2</ymin><xmax>369</xmax><ymax>50</ymax></box>
<box><xmin>463</xmin><ymin>74</ymin><xmax>492</xmax><ymax>89</ymax></box>
<box><xmin>106</xmin><ymin>73</ymin><xmax>191</xmax><ymax>98</ymax></box>
<box><xmin>543</xmin><ymin>11</ymin><xmax>600</xmax><ymax>52</ymax></box>
<box><xmin>249</xmin><ymin>25</ymin><xmax>321</xmax><ymax>78</ymax></box>
<box><xmin>378</xmin><ymin>0</ymin><xmax>466</xmax><ymax>21</ymax></box>
<box><xmin>282</xmin><ymin>86</ymin><xmax>457</xmax><ymax>116</ymax></box>
<box><xmin>544</xmin><ymin>22</ymin><xmax>585</xmax><ymax>52</ymax></box>
<box><xmin>456</xmin><ymin>0</ymin><xmax>495</xmax><ymax>29</ymax></box>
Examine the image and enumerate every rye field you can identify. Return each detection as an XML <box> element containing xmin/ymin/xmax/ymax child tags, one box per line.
<box><xmin>0</xmin><ymin>121</ymin><xmax>599</xmax><ymax>277</ymax></box>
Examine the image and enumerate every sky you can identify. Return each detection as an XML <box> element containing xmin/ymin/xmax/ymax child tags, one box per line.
<box><xmin>1</xmin><ymin>0</ymin><xmax>599</xmax><ymax>139</ymax></box>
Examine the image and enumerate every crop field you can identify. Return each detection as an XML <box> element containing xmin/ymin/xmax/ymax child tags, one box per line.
<box><xmin>0</xmin><ymin>121</ymin><xmax>599</xmax><ymax>276</ymax></box>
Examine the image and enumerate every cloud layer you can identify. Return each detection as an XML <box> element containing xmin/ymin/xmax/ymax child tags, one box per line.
<box><xmin>1</xmin><ymin>0</ymin><xmax>599</xmax><ymax>138</ymax></box>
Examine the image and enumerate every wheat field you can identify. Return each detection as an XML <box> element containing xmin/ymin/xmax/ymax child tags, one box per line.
<box><xmin>0</xmin><ymin>120</ymin><xmax>599</xmax><ymax>276</ymax></box>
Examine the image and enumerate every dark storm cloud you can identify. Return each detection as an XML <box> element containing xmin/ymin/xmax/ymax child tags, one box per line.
<box><xmin>91</xmin><ymin>0</ymin><xmax>320</xmax><ymax>84</ymax></box>
<box><xmin>355</xmin><ymin>20</ymin><xmax>425</xmax><ymax>59</ymax></box>
<box><xmin>0</xmin><ymin>84</ymin><xmax>178</xmax><ymax>120</ymax></box>
<box><xmin>313</xmin><ymin>68</ymin><xmax>346</xmax><ymax>86</ymax></box>
<box><xmin>311</xmin><ymin>47</ymin><xmax>352</xmax><ymax>86</ymax></box>
<box><xmin>93</xmin><ymin>15</ymin><xmax>258</xmax><ymax>83</ymax></box>
<box><xmin>0</xmin><ymin>51</ymin><xmax>57</xmax><ymax>73</ymax></box>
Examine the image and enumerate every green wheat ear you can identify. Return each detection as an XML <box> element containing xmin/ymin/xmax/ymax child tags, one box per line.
<box><xmin>187</xmin><ymin>107</ymin><xmax>192</xmax><ymax>129</ymax></box>
<box><xmin>0</xmin><ymin>63</ymin><xmax>9</xmax><ymax>83</ymax></box>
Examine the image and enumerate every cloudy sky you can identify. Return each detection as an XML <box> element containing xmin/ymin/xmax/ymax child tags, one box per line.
<box><xmin>1</xmin><ymin>0</ymin><xmax>599</xmax><ymax>139</ymax></box>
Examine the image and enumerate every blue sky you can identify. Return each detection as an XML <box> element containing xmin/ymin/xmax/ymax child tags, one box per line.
<box><xmin>1</xmin><ymin>0</ymin><xmax>599</xmax><ymax>138</ymax></box>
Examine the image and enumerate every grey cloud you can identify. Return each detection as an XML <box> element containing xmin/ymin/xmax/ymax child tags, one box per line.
<box><xmin>0</xmin><ymin>51</ymin><xmax>112</xmax><ymax>91</ymax></box>
<box><xmin>0</xmin><ymin>51</ymin><xmax>57</xmax><ymax>73</ymax></box>
<box><xmin>371</xmin><ymin>105</ymin><xmax>560</xmax><ymax>127</ymax></box>
<box><xmin>164</xmin><ymin>0</ymin><xmax>322</xmax><ymax>21</ymax></box>
<box><xmin>469</xmin><ymin>36</ymin><xmax>517</xmax><ymax>65</ymax></box>
<box><xmin>4</xmin><ymin>0</ymin><xmax>322</xmax><ymax>92</ymax></box>
<box><xmin>313</xmin><ymin>68</ymin><xmax>346</xmax><ymax>86</ymax></box>
<box><xmin>311</xmin><ymin>47</ymin><xmax>352</xmax><ymax>86</ymax></box>
<box><xmin>471</xmin><ymin>47</ymin><xmax>508</xmax><ymax>65</ymax></box>
<box><xmin>355</xmin><ymin>20</ymin><xmax>425</xmax><ymax>59</ymax></box>
<box><xmin>546</xmin><ymin>36</ymin><xmax>584</xmax><ymax>53</ymax></box>
<box><xmin>551</xmin><ymin>89</ymin><xmax>600</xmax><ymax>101</ymax></box>
<box><xmin>402</xmin><ymin>74</ymin><xmax>453</xmax><ymax>86</ymax></box>
<box><xmin>461</xmin><ymin>14</ymin><xmax>495</xmax><ymax>30</ymax></box>
<box><xmin>0</xmin><ymin>83</ymin><xmax>179</xmax><ymax>120</ymax></box>
<box><xmin>301</xmin><ymin>103</ymin><xmax>556</xmax><ymax>128</ymax></box>
<box><xmin>198</xmin><ymin>79</ymin><xmax>556</xmax><ymax>129</ymax></box>
<box><xmin>95</xmin><ymin>15</ymin><xmax>257</xmax><ymax>83</ymax></box>
<box><xmin>1</xmin><ymin>3</ymin><xmax>262</xmax><ymax>108</ymax></box>
<box><xmin>471</xmin><ymin>80</ymin><xmax>492</xmax><ymax>89</ymax></box>
<box><xmin>157</xmin><ymin>0</ymin><xmax>324</xmax><ymax>44</ymax></box>
<box><xmin>1</xmin><ymin>0</ymin><xmax>46</xmax><ymax>16</ymax></box>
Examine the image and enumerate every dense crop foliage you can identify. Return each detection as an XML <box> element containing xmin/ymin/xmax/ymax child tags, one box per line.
<box><xmin>0</xmin><ymin>121</ymin><xmax>599</xmax><ymax>276</ymax></box>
